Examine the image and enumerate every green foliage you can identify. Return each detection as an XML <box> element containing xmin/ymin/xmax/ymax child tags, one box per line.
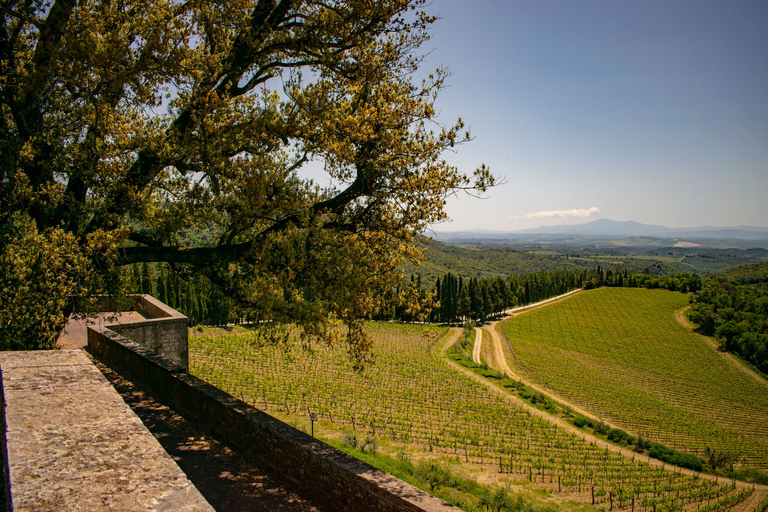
<box><xmin>500</xmin><ymin>287</ymin><xmax>768</xmax><ymax>468</ymax></box>
<box><xmin>415</xmin><ymin>461</ymin><xmax>452</xmax><ymax>491</ymax></box>
<box><xmin>634</xmin><ymin>433</ymin><xmax>651</xmax><ymax>452</ymax></box>
<box><xmin>706</xmin><ymin>260</ymin><xmax>768</xmax><ymax>284</ymax></box>
<box><xmin>688</xmin><ymin>279</ymin><xmax>768</xmax><ymax>374</ymax></box>
<box><xmin>572</xmin><ymin>416</ymin><xmax>592</xmax><ymax>429</ymax></box>
<box><xmin>2</xmin><ymin>0</ymin><xmax>492</xmax><ymax>361</ymax></box>
<box><xmin>648</xmin><ymin>443</ymin><xmax>703</xmax><ymax>472</ymax></box>
<box><xmin>123</xmin><ymin>262</ymin><xmax>234</xmax><ymax>326</ymax></box>
<box><xmin>703</xmin><ymin>447</ymin><xmax>737</xmax><ymax>472</ymax></box>
<box><xmin>341</xmin><ymin>431</ymin><xmax>379</xmax><ymax>454</ymax></box>
<box><xmin>477</xmin><ymin>487</ymin><xmax>529</xmax><ymax>512</ymax></box>
<box><xmin>592</xmin><ymin>420</ymin><xmax>610</xmax><ymax>436</ymax></box>
<box><xmin>0</xmin><ymin>213</ymin><xmax>123</xmax><ymax>350</ymax></box>
<box><xmin>606</xmin><ymin>428</ymin><xmax>635</xmax><ymax>445</ymax></box>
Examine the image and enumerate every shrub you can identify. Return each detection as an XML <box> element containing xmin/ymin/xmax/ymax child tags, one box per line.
<box><xmin>635</xmin><ymin>432</ymin><xmax>651</xmax><ymax>452</ymax></box>
<box><xmin>573</xmin><ymin>415</ymin><xmax>593</xmax><ymax>428</ymax></box>
<box><xmin>341</xmin><ymin>430</ymin><xmax>359</xmax><ymax>449</ymax></box>
<box><xmin>415</xmin><ymin>461</ymin><xmax>453</xmax><ymax>492</ymax></box>
<box><xmin>593</xmin><ymin>420</ymin><xmax>610</xmax><ymax>435</ymax></box>
<box><xmin>362</xmin><ymin>435</ymin><xmax>379</xmax><ymax>453</ymax></box>
<box><xmin>649</xmin><ymin>442</ymin><xmax>703</xmax><ymax>472</ymax></box>
<box><xmin>607</xmin><ymin>428</ymin><xmax>635</xmax><ymax>445</ymax></box>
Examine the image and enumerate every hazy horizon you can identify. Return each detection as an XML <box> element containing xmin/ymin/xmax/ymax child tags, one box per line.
<box><xmin>432</xmin><ymin>218</ymin><xmax>768</xmax><ymax>233</ymax></box>
<box><xmin>421</xmin><ymin>1</ymin><xmax>768</xmax><ymax>232</ymax></box>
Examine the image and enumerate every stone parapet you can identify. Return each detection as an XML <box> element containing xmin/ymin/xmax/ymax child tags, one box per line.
<box><xmin>0</xmin><ymin>350</ymin><xmax>213</xmax><ymax>511</ymax></box>
<box><xmin>96</xmin><ymin>294</ymin><xmax>189</xmax><ymax>370</ymax></box>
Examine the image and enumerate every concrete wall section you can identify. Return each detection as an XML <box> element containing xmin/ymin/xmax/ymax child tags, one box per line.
<box><xmin>135</xmin><ymin>294</ymin><xmax>175</xmax><ymax>319</ymax></box>
<box><xmin>88</xmin><ymin>327</ymin><xmax>461</xmax><ymax>512</ymax></box>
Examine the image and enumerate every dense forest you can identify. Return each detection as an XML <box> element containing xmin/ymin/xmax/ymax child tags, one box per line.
<box><xmin>688</xmin><ymin>278</ymin><xmax>768</xmax><ymax>375</ymax></box>
<box><xmin>705</xmin><ymin>260</ymin><xmax>768</xmax><ymax>285</ymax></box>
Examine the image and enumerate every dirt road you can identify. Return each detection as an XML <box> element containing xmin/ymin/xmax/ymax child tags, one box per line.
<box><xmin>675</xmin><ymin>305</ymin><xmax>767</xmax><ymax>386</ymax></box>
<box><xmin>439</xmin><ymin>291</ymin><xmax>767</xmax><ymax>492</ymax></box>
<box><xmin>471</xmin><ymin>327</ymin><xmax>483</xmax><ymax>364</ymax></box>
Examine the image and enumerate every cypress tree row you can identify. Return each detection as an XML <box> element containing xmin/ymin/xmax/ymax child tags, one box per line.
<box><xmin>124</xmin><ymin>263</ymin><xmax>235</xmax><ymax>327</ymax></box>
<box><xmin>123</xmin><ymin>263</ymin><xmax>702</xmax><ymax>327</ymax></box>
<box><xmin>424</xmin><ymin>268</ymin><xmax>701</xmax><ymax>325</ymax></box>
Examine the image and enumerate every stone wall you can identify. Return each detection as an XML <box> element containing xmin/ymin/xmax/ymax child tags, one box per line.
<box><xmin>99</xmin><ymin>295</ymin><xmax>189</xmax><ymax>370</ymax></box>
<box><xmin>87</xmin><ymin>326</ymin><xmax>461</xmax><ymax>512</ymax></box>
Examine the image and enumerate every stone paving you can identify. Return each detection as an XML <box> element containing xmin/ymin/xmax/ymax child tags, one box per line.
<box><xmin>0</xmin><ymin>350</ymin><xmax>213</xmax><ymax>511</ymax></box>
<box><xmin>57</xmin><ymin>312</ymin><xmax>147</xmax><ymax>349</ymax></box>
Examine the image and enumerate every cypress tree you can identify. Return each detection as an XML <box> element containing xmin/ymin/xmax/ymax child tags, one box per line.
<box><xmin>141</xmin><ymin>262</ymin><xmax>153</xmax><ymax>295</ymax></box>
<box><xmin>156</xmin><ymin>267</ymin><xmax>167</xmax><ymax>304</ymax></box>
<box><xmin>457</xmin><ymin>285</ymin><xmax>471</xmax><ymax>321</ymax></box>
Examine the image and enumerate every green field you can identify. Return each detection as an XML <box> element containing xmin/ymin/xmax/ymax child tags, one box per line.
<box><xmin>190</xmin><ymin>321</ymin><xmax>751</xmax><ymax>510</ymax></box>
<box><xmin>499</xmin><ymin>287</ymin><xmax>768</xmax><ymax>468</ymax></box>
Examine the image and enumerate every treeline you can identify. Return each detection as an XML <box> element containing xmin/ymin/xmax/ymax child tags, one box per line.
<box><xmin>125</xmin><ymin>263</ymin><xmax>235</xmax><ymax>326</ymax></box>
<box><xmin>125</xmin><ymin>262</ymin><xmax>703</xmax><ymax>329</ymax></box>
<box><xmin>590</xmin><ymin>268</ymin><xmax>702</xmax><ymax>293</ymax></box>
<box><xmin>388</xmin><ymin>268</ymin><xmax>703</xmax><ymax>324</ymax></box>
<box><xmin>688</xmin><ymin>280</ymin><xmax>768</xmax><ymax>375</ymax></box>
<box><xmin>706</xmin><ymin>260</ymin><xmax>768</xmax><ymax>285</ymax></box>
<box><xmin>427</xmin><ymin>269</ymin><xmax>584</xmax><ymax>324</ymax></box>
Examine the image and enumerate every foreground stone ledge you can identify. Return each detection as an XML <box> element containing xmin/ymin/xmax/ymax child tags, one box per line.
<box><xmin>0</xmin><ymin>350</ymin><xmax>213</xmax><ymax>512</ymax></box>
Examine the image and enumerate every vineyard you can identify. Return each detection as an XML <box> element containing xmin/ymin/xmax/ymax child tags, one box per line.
<box><xmin>498</xmin><ymin>287</ymin><xmax>768</xmax><ymax>470</ymax></box>
<box><xmin>189</xmin><ymin>322</ymin><xmax>762</xmax><ymax>510</ymax></box>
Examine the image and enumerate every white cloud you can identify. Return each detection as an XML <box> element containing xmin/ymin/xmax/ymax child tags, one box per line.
<box><xmin>514</xmin><ymin>207</ymin><xmax>601</xmax><ymax>219</ymax></box>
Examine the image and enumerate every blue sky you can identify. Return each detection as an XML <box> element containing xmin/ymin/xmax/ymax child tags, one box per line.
<box><xmin>421</xmin><ymin>1</ymin><xmax>768</xmax><ymax>231</ymax></box>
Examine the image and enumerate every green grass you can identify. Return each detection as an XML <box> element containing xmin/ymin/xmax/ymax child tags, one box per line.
<box><xmin>189</xmin><ymin>321</ymin><xmax>752</xmax><ymax>510</ymax></box>
<box><xmin>499</xmin><ymin>287</ymin><xmax>768</xmax><ymax>469</ymax></box>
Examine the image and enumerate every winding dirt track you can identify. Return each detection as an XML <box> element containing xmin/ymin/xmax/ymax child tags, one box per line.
<box><xmin>439</xmin><ymin>291</ymin><xmax>767</xmax><ymax>493</ymax></box>
<box><xmin>471</xmin><ymin>327</ymin><xmax>483</xmax><ymax>364</ymax></box>
<box><xmin>483</xmin><ymin>291</ymin><xmax>617</xmax><ymax>429</ymax></box>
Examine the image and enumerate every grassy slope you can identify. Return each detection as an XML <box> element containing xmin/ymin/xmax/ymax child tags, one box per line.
<box><xmin>190</xmin><ymin>322</ymin><xmax>742</xmax><ymax>510</ymax></box>
<box><xmin>499</xmin><ymin>287</ymin><xmax>768</xmax><ymax>468</ymax></box>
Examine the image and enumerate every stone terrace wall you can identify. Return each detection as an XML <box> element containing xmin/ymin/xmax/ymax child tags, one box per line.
<box><xmin>88</xmin><ymin>326</ymin><xmax>461</xmax><ymax>512</ymax></box>
<box><xmin>97</xmin><ymin>295</ymin><xmax>189</xmax><ymax>370</ymax></box>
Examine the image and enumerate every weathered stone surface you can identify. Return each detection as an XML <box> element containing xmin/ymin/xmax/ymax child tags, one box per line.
<box><xmin>58</xmin><ymin>312</ymin><xmax>147</xmax><ymax>349</ymax></box>
<box><xmin>57</xmin><ymin>294</ymin><xmax>189</xmax><ymax>370</ymax></box>
<box><xmin>0</xmin><ymin>350</ymin><xmax>213</xmax><ymax>512</ymax></box>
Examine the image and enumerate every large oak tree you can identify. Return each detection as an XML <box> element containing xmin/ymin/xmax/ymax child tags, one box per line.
<box><xmin>0</xmin><ymin>0</ymin><xmax>491</xmax><ymax>363</ymax></box>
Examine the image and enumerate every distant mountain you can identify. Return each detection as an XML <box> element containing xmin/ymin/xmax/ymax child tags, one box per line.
<box><xmin>433</xmin><ymin>220</ymin><xmax>768</xmax><ymax>241</ymax></box>
<box><xmin>514</xmin><ymin>219</ymin><xmax>667</xmax><ymax>237</ymax></box>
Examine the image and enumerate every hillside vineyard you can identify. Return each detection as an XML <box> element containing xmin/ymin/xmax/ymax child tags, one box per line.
<box><xmin>190</xmin><ymin>319</ymin><xmax>760</xmax><ymax>510</ymax></box>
